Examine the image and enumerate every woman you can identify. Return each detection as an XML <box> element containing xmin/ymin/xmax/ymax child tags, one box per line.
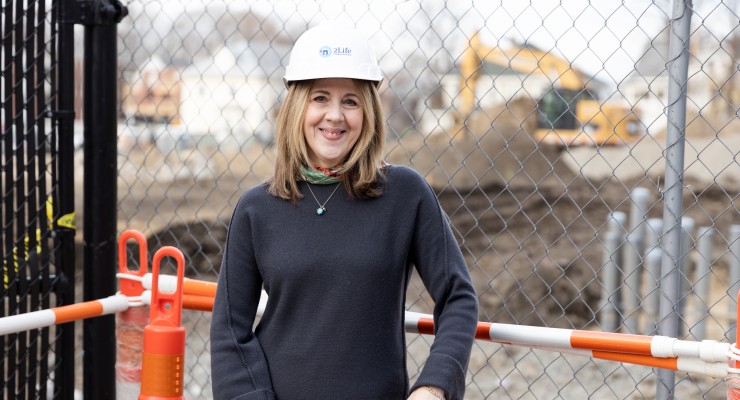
<box><xmin>210</xmin><ymin>21</ymin><xmax>478</xmax><ymax>400</ymax></box>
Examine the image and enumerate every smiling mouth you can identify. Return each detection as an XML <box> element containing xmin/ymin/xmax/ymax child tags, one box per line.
<box><xmin>319</xmin><ymin>128</ymin><xmax>345</xmax><ymax>137</ymax></box>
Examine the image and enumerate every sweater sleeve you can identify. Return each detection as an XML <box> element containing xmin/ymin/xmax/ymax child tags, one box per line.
<box><xmin>210</xmin><ymin>193</ymin><xmax>276</xmax><ymax>400</ymax></box>
<box><xmin>407</xmin><ymin>176</ymin><xmax>479</xmax><ymax>400</ymax></box>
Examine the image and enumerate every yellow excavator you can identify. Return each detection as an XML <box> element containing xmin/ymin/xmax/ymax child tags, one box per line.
<box><xmin>457</xmin><ymin>32</ymin><xmax>641</xmax><ymax>146</ymax></box>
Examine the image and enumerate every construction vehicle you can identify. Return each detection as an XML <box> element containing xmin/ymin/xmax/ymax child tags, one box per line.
<box><xmin>456</xmin><ymin>32</ymin><xmax>641</xmax><ymax>146</ymax></box>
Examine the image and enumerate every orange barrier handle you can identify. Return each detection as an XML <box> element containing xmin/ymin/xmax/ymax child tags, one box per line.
<box><xmin>183</xmin><ymin>278</ymin><xmax>217</xmax><ymax>298</ymax></box>
<box><xmin>182</xmin><ymin>294</ymin><xmax>214</xmax><ymax>312</ymax></box>
<box><xmin>118</xmin><ymin>230</ymin><xmax>149</xmax><ymax>297</ymax></box>
<box><xmin>570</xmin><ymin>331</ymin><xmax>653</xmax><ymax>354</ymax></box>
<box><xmin>150</xmin><ymin>246</ymin><xmax>185</xmax><ymax>328</ymax></box>
<box><xmin>54</xmin><ymin>300</ymin><xmax>105</xmax><ymax>324</ymax></box>
<box><xmin>592</xmin><ymin>350</ymin><xmax>678</xmax><ymax>371</ymax></box>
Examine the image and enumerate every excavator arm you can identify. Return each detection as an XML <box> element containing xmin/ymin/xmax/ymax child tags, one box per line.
<box><xmin>454</xmin><ymin>32</ymin><xmax>640</xmax><ymax>147</ymax></box>
<box><xmin>457</xmin><ymin>31</ymin><xmax>589</xmax><ymax>123</ymax></box>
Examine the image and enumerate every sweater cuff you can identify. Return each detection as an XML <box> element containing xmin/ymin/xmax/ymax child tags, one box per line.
<box><xmin>410</xmin><ymin>353</ymin><xmax>466</xmax><ymax>400</ymax></box>
<box><xmin>230</xmin><ymin>389</ymin><xmax>276</xmax><ymax>400</ymax></box>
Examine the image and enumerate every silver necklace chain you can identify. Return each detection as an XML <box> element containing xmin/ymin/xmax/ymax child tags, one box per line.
<box><xmin>305</xmin><ymin>182</ymin><xmax>341</xmax><ymax>215</ymax></box>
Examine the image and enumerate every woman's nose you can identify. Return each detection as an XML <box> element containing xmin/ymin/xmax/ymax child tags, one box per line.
<box><xmin>325</xmin><ymin>101</ymin><xmax>344</xmax><ymax>121</ymax></box>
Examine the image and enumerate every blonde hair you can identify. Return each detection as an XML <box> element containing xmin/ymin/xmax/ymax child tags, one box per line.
<box><xmin>269</xmin><ymin>79</ymin><xmax>386</xmax><ymax>204</ymax></box>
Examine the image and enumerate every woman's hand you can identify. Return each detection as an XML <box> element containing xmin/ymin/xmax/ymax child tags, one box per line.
<box><xmin>408</xmin><ymin>386</ymin><xmax>446</xmax><ymax>400</ymax></box>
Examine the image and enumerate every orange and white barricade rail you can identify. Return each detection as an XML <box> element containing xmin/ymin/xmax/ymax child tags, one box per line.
<box><xmin>404</xmin><ymin>311</ymin><xmax>730</xmax><ymax>362</ymax></box>
<box><xmin>162</xmin><ymin>278</ymin><xmax>735</xmax><ymax>379</ymax></box>
<box><xmin>0</xmin><ymin>293</ymin><xmax>136</xmax><ymax>336</ymax></box>
<box><xmin>727</xmin><ymin>290</ymin><xmax>740</xmax><ymax>398</ymax></box>
<box><xmin>117</xmin><ymin>272</ymin><xmax>217</xmax><ymax>299</ymax></box>
<box><xmin>117</xmin><ymin>272</ymin><xmax>217</xmax><ymax>312</ymax></box>
<box><xmin>405</xmin><ymin>311</ymin><xmax>730</xmax><ymax>378</ymax></box>
<box><xmin>139</xmin><ymin>246</ymin><xmax>186</xmax><ymax>400</ymax></box>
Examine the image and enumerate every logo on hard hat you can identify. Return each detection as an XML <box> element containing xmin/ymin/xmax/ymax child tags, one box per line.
<box><xmin>319</xmin><ymin>46</ymin><xmax>352</xmax><ymax>58</ymax></box>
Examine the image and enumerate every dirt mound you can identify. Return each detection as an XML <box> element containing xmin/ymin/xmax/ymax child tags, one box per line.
<box><xmin>653</xmin><ymin>110</ymin><xmax>740</xmax><ymax>140</ymax></box>
<box><xmin>387</xmin><ymin>97</ymin><xmax>573</xmax><ymax>192</ymax></box>
<box><xmin>146</xmin><ymin>222</ymin><xmax>228</xmax><ymax>278</ymax></box>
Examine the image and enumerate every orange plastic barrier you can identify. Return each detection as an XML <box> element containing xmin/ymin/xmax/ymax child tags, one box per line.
<box><xmin>117</xmin><ymin>230</ymin><xmax>150</xmax><ymax>398</ymax></box>
<box><xmin>139</xmin><ymin>247</ymin><xmax>186</xmax><ymax>400</ymax></box>
<box><xmin>728</xmin><ymin>290</ymin><xmax>740</xmax><ymax>399</ymax></box>
<box><xmin>182</xmin><ymin>279</ymin><xmax>217</xmax><ymax>298</ymax></box>
<box><xmin>182</xmin><ymin>294</ymin><xmax>213</xmax><ymax>312</ymax></box>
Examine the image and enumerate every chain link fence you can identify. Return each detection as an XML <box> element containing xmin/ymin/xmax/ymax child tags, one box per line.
<box><xmin>1</xmin><ymin>0</ymin><xmax>78</xmax><ymax>397</ymax></box>
<box><xmin>110</xmin><ymin>1</ymin><xmax>740</xmax><ymax>398</ymax></box>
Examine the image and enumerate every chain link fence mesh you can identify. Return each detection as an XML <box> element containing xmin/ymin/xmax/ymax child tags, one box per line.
<box><xmin>0</xmin><ymin>0</ymin><xmax>75</xmax><ymax>397</ymax></box>
<box><xmin>108</xmin><ymin>1</ymin><xmax>740</xmax><ymax>398</ymax></box>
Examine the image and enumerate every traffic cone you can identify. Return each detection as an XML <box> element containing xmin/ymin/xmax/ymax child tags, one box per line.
<box><xmin>139</xmin><ymin>246</ymin><xmax>186</xmax><ymax>400</ymax></box>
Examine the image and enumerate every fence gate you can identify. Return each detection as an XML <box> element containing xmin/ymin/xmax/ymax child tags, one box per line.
<box><xmin>1</xmin><ymin>0</ymin><xmax>76</xmax><ymax>398</ymax></box>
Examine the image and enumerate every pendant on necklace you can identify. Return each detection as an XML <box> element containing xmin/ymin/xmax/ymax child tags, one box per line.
<box><xmin>316</xmin><ymin>207</ymin><xmax>326</xmax><ymax>215</ymax></box>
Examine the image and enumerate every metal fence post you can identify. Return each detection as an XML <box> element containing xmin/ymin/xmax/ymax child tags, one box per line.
<box><xmin>677</xmin><ymin>217</ymin><xmax>694</xmax><ymax>338</ymax></box>
<box><xmin>80</xmin><ymin>1</ymin><xmax>128</xmax><ymax>399</ymax></box>
<box><xmin>693</xmin><ymin>226</ymin><xmax>714</xmax><ymax>340</ymax></box>
<box><xmin>729</xmin><ymin>225</ymin><xmax>740</xmax><ymax>342</ymax></box>
<box><xmin>602</xmin><ymin>212</ymin><xmax>627</xmax><ymax>331</ymax></box>
<box><xmin>657</xmin><ymin>0</ymin><xmax>693</xmax><ymax>398</ymax></box>
<box><xmin>623</xmin><ymin>187</ymin><xmax>650</xmax><ymax>333</ymax></box>
<box><xmin>600</xmin><ymin>230</ymin><xmax>622</xmax><ymax>332</ymax></box>
<box><xmin>57</xmin><ymin>1</ymin><xmax>78</xmax><ymax>398</ymax></box>
<box><xmin>646</xmin><ymin>218</ymin><xmax>664</xmax><ymax>335</ymax></box>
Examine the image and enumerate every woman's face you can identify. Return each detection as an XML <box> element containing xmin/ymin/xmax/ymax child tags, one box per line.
<box><xmin>303</xmin><ymin>78</ymin><xmax>364</xmax><ymax>168</ymax></box>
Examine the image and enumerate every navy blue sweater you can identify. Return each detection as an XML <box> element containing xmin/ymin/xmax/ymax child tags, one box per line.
<box><xmin>210</xmin><ymin>165</ymin><xmax>478</xmax><ymax>400</ymax></box>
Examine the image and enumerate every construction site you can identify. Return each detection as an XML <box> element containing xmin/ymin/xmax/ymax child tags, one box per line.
<box><xmin>4</xmin><ymin>1</ymin><xmax>740</xmax><ymax>399</ymax></box>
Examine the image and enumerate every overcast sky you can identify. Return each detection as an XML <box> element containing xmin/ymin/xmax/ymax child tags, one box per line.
<box><xmin>135</xmin><ymin>0</ymin><xmax>736</xmax><ymax>85</ymax></box>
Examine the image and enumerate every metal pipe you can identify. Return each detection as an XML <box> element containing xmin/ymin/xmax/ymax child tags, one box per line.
<box><xmin>729</xmin><ymin>225</ymin><xmax>740</xmax><ymax>342</ymax></box>
<box><xmin>608</xmin><ymin>211</ymin><xmax>627</xmax><ymax>235</ymax></box>
<box><xmin>607</xmin><ymin>211</ymin><xmax>627</xmax><ymax>329</ymax></box>
<box><xmin>657</xmin><ymin>0</ymin><xmax>693</xmax><ymax>398</ymax></box>
<box><xmin>83</xmin><ymin>22</ymin><xmax>119</xmax><ymax>400</ymax></box>
<box><xmin>623</xmin><ymin>187</ymin><xmax>650</xmax><ymax>333</ymax></box>
<box><xmin>646</xmin><ymin>218</ymin><xmax>664</xmax><ymax>335</ymax></box>
<box><xmin>600</xmin><ymin>231</ymin><xmax>622</xmax><ymax>332</ymax></box>
<box><xmin>692</xmin><ymin>227</ymin><xmax>713</xmax><ymax>340</ymax></box>
<box><xmin>56</xmin><ymin>2</ymin><xmax>78</xmax><ymax>398</ymax></box>
<box><xmin>677</xmin><ymin>218</ymin><xmax>694</xmax><ymax>338</ymax></box>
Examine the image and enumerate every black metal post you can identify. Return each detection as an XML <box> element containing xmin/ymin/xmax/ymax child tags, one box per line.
<box><xmin>82</xmin><ymin>23</ymin><xmax>118</xmax><ymax>400</ymax></box>
<box><xmin>56</xmin><ymin>1</ymin><xmax>78</xmax><ymax>399</ymax></box>
<box><xmin>81</xmin><ymin>0</ymin><xmax>126</xmax><ymax>396</ymax></box>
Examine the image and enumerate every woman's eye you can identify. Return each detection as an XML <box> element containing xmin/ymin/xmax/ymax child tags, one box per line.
<box><xmin>312</xmin><ymin>95</ymin><xmax>328</xmax><ymax>102</ymax></box>
<box><xmin>343</xmin><ymin>98</ymin><xmax>359</xmax><ymax>107</ymax></box>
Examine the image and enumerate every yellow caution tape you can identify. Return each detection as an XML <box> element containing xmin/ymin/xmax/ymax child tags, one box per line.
<box><xmin>4</xmin><ymin>197</ymin><xmax>75</xmax><ymax>288</ymax></box>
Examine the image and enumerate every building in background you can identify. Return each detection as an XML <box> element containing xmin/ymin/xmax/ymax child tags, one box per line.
<box><xmin>122</xmin><ymin>55</ymin><xmax>182</xmax><ymax>125</ymax></box>
<box><xmin>179</xmin><ymin>41</ymin><xmax>289</xmax><ymax>147</ymax></box>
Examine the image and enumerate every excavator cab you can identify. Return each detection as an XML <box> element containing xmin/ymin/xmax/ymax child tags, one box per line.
<box><xmin>533</xmin><ymin>87</ymin><xmax>640</xmax><ymax>146</ymax></box>
<box><xmin>537</xmin><ymin>88</ymin><xmax>595</xmax><ymax>131</ymax></box>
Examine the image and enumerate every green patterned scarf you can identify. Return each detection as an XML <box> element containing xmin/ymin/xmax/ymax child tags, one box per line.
<box><xmin>300</xmin><ymin>165</ymin><xmax>344</xmax><ymax>185</ymax></box>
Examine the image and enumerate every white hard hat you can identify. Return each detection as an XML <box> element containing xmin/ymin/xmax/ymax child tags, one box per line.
<box><xmin>284</xmin><ymin>21</ymin><xmax>383</xmax><ymax>86</ymax></box>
